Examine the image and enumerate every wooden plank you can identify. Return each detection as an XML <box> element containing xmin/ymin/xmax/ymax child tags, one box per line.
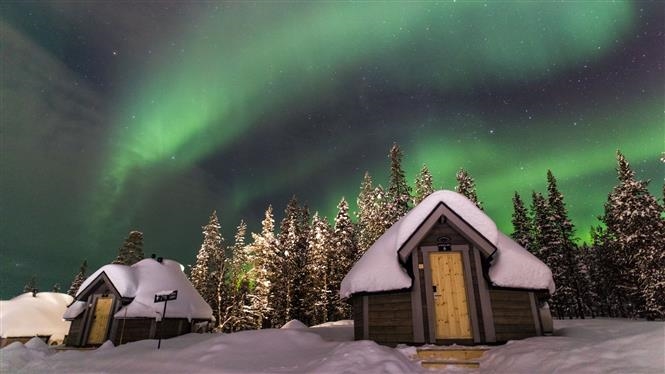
<box><xmin>430</xmin><ymin>252</ymin><xmax>472</xmax><ymax>339</ymax></box>
<box><xmin>87</xmin><ymin>297</ymin><xmax>113</xmax><ymax>345</ymax></box>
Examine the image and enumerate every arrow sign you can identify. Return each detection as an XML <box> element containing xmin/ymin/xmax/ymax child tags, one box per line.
<box><xmin>154</xmin><ymin>290</ymin><xmax>178</xmax><ymax>303</ymax></box>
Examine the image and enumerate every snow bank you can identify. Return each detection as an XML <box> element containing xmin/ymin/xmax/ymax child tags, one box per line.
<box><xmin>3</xmin><ymin>319</ymin><xmax>662</xmax><ymax>373</ymax></box>
<box><xmin>0</xmin><ymin>292</ymin><xmax>73</xmax><ymax>344</ymax></box>
<box><xmin>3</xmin><ymin>324</ymin><xmax>422</xmax><ymax>373</ymax></box>
<box><xmin>480</xmin><ymin>319</ymin><xmax>665</xmax><ymax>373</ymax></box>
<box><xmin>281</xmin><ymin>319</ymin><xmax>309</xmax><ymax>329</ymax></box>
<box><xmin>341</xmin><ymin>190</ymin><xmax>554</xmax><ymax>298</ymax></box>
<box><xmin>66</xmin><ymin>258</ymin><xmax>212</xmax><ymax>321</ymax></box>
<box><xmin>489</xmin><ymin>232</ymin><xmax>556</xmax><ymax>293</ymax></box>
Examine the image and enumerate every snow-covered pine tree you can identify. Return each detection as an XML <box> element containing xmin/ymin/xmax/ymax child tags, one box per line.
<box><xmin>356</xmin><ymin>171</ymin><xmax>375</xmax><ymax>253</ymax></box>
<box><xmin>52</xmin><ymin>284</ymin><xmax>61</xmax><ymax>293</ymax></box>
<box><xmin>578</xmin><ymin>242</ymin><xmax>600</xmax><ymax>317</ymax></box>
<box><xmin>531</xmin><ymin>191</ymin><xmax>568</xmax><ymax>318</ymax></box>
<box><xmin>221</xmin><ymin>220</ymin><xmax>253</xmax><ymax>332</ymax></box>
<box><xmin>304</xmin><ymin>213</ymin><xmax>332</xmax><ymax>326</ymax></box>
<box><xmin>112</xmin><ymin>231</ymin><xmax>144</xmax><ymax>265</ymax></box>
<box><xmin>246</xmin><ymin>205</ymin><xmax>277</xmax><ymax>329</ymax></box>
<box><xmin>589</xmin><ymin>225</ymin><xmax>622</xmax><ymax>317</ymax></box>
<box><xmin>455</xmin><ymin>168</ymin><xmax>482</xmax><ymax>209</ymax></box>
<box><xmin>511</xmin><ymin>192</ymin><xmax>533</xmax><ymax>252</ymax></box>
<box><xmin>546</xmin><ymin>170</ymin><xmax>585</xmax><ymax>319</ymax></box>
<box><xmin>414</xmin><ymin>164</ymin><xmax>434</xmax><ymax>205</ymax></box>
<box><xmin>601</xmin><ymin>151</ymin><xmax>665</xmax><ymax>319</ymax></box>
<box><xmin>329</xmin><ymin>197</ymin><xmax>357</xmax><ymax>321</ymax></box>
<box><xmin>201</xmin><ymin>211</ymin><xmax>227</xmax><ymax>328</ymax></box>
<box><xmin>23</xmin><ymin>275</ymin><xmax>37</xmax><ymax>294</ymax></box>
<box><xmin>369</xmin><ymin>185</ymin><xmax>389</xmax><ymax>248</ymax></box>
<box><xmin>191</xmin><ymin>211</ymin><xmax>224</xmax><ymax>323</ymax></box>
<box><xmin>386</xmin><ymin>143</ymin><xmax>412</xmax><ymax>224</ymax></box>
<box><xmin>67</xmin><ymin>259</ymin><xmax>88</xmax><ymax>296</ymax></box>
<box><xmin>273</xmin><ymin>197</ymin><xmax>310</xmax><ymax>326</ymax></box>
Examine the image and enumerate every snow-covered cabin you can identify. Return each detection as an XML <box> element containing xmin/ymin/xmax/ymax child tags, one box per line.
<box><xmin>341</xmin><ymin>190</ymin><xmax>555</xmax><ymax>346</ymax></box>
<box><xmin>0</xmin><ymin>292</ymin><xmax>73</xmax><ymax>347</ymax></box>
<box><xmin>63</xmin><ymin>258</ymin><xmax>213</xmax><ymax>347</ymax></box>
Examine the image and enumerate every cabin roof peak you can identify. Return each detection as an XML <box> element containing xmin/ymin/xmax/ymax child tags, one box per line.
<box><xmin>340</xmin><ymin>190</ymin><xmax>555</xmax><ymax>298</ymax></box>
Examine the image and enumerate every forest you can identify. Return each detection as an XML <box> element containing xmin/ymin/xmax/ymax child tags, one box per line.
<box><xmin>61</xmin><ymin>145</ymin><xmax>664</xmax><ymax>330</ymax></box>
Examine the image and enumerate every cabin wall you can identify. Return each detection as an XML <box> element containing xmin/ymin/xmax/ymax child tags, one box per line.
<box><xmin>366</xmin><ymin>292</ymin><xmax>413</xmax><ymax>345</ymax></box>
<box><xmin>351</xmin><ymin>296</ymin><xmax>364</xmax><ymax>340</ymax></box>
<box><xmin>65</xmin><ymin>316</ymin><xmax>85</xmax><ymax>346</ymax></box>
<box><xmin>111</xmin><ymin>318</ymin><xmax>153</xmax><ymax>345</ymax></box>
<box><xmin>490</xmin><ymin>290</ymin><xmax>537</xmax><ymax>341</ymax></box>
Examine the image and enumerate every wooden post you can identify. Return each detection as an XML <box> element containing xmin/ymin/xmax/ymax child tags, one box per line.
<box><xmin>157</xmin><ymin>299</ymin><xmax>168</xmax><ymax>349</ymax></box>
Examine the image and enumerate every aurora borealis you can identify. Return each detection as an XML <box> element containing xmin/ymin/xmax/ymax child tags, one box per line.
<box><xmin>0</xmin><ymin>2</ymin><xmax>663</xmax><ymax>298</ymax></box>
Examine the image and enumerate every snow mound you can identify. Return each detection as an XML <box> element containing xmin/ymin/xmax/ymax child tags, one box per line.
<box><xmin>281</xmin><ymin>319</ymin><xmax>309</xmax><ymax>329</ymax></box>
<box><xmin>489</xmin><ymin>232</ymin><xmax>556</xmax><ymax>293</ymax></box>
<box><xmin>66</xmin><ymin>258</ymin><xmax>212</xmax><ymax>321</ymax></box>
<box><xmin>0</xmin><ymin>292</ymin><xmax>73</xmax><ymax>344</ymax></box>
<box><xmin>341</xmin><ymin>190</ymin><xmax>554</xmax><ymax>298</ymax></box>
<box><xmin>2</xmin><ymin>319</ymin><xmax>663</xmax><ymax>373</ymax></box>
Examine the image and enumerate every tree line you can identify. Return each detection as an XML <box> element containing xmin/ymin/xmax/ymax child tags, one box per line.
<box><xmin>56</xmin><ymin>146</ymin><xmax>663</xmax><ymax>325</ymax></box>
<box><xmin>511</xmin><ymin>151</ymin><xmax>664</xmax><ymax>320</ymax></box>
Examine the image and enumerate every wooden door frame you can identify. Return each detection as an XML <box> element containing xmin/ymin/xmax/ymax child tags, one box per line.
<box><xmin>422</xmin><ymin>245</ymin><xmax>480</xmax><ymax>343</ymax></box>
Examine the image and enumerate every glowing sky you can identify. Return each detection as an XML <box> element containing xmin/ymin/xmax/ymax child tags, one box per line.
<box><xmin>1</xmin><ymin>2</ymin><xmax>663</xmax><ymax>298</ymax></box>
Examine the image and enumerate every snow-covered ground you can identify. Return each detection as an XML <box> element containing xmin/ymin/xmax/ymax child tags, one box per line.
<box><xmin>2</xmin><ymin>319</ymin><xmax>663</xmax><ymax>373</ymax></box>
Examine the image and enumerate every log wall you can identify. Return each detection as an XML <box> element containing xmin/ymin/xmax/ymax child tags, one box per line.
<box><xmin>367</xmin><ymin>292</ymin><xmax>413</xmax><ymax>345</ymax></box>
<box><xmin>490</xmin><ymin>290</ymin><xmax>536</xmax><ymax>342</ymax></box>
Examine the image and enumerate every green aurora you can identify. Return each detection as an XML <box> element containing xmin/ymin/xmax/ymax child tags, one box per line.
<box><xmin>0</xmin><ymin>1</ymin><xmax>662</xmax><ymax>297</ymax></box>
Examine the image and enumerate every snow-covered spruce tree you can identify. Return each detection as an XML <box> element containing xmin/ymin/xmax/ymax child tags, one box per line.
<box><xmin>579</xmin><ymin>242</ymin><xmax>601</xmax><ymax>317</ymax></box>
<box><xmin>511</xmin><ymin>192</ymin><xmax>533</xmax><ymax>252</ymax></box>
<box><xmin>246</xmin><ymin>205</ymin><xmax>277</xmax><ymax>329</ymax></box>
<box><xmin>329</xmin><ymin>197</ymin><xmax>357</xmax><ymax>321</ymax></box>
<box><xmin>589</xmin><ymin>225</ymin><xmax>622</xmax><ymax>317</ymax></box>
<box><xmin>546</xmin><ymin>170</ymin><xmax>586</xmax><ymax>319</ymax></box>
<box><xmin>356</xmin><ymin>171</ymin><xmax>375</xmax><ymax>253</ymax></box>
<box><xmin>414</xmin><ymin>164</ymin><xmax>434</xmax><ymax>205</ymax></box>
<box><xmin>220</xmin><ymin>220</ymin><xmax>253</xmax><ymax>332</ymax></box>
<box><xmin>385</xmin><ymin>143</ymin><xmax>412</xmax><ymax>224</ymax></box>
<box><xmin>23</xmin><ymin>275</ymin><xmax>37</xmax><ymax>294</ymax></box>
<box><xmin>274</xmin><ymin>197</ymin><xmax>310</xmax><ymax>326</ymax></box>
<box><xmin>304</xmin><ymin>213</ymin><xmax>333</xmax><ymax>326</ymax></box>
<box><xmin>455</xmin><ymin>168</ymin><xmax>482</xmax><ymax>209</ymax></box>
<box><xmin>112</xmin><ymin>230</ymin><xmax>144</xmax><ymax>266</ymax></box>
<box><xmin>601</xmin><ymin>151</ymin><xmax>665</xmax><ymax>319</ymax></box>
<box><xmin>531</xmin><ymin>191</ymin><xmax>568</xmax><ymax>318</ymax></box>
<box><xmin>67</xmin><ymin>259</ymin><xmax>88</xmax><ymax>296</ymax></box>
<box><xmin>191</xmin><ymin>211</ymin><xmax>225</xmax><ymax>324</ymax></box>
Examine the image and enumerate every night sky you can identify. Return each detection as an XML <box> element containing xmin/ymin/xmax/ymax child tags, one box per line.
<box><xmin>1</xmin><ymin>2</ymin><xmax>663</xmax><ymax>299</ymax></box>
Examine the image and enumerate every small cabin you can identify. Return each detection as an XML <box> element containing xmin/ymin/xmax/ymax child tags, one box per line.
<box><xmin>0</xmin><ymin>292</ymin><xmax>73</xmax><ymax>347</ymax></box>
<box><xmin>340</xmin><ymin>190</ymin><xmax>555</xmax><ymax>346</ymax></box>
<box><xmin>64</xmin><ymin>258</ymin><xmax>213</xmax><ymax>347</ymax></box>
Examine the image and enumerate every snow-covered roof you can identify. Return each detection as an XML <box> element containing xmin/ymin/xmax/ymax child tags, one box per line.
<box><xmin>67</xmin><ymin>258</ymin><xmax>212</xmax><ymax>321</ymax></box>
<box><xmin>489</xmin><ymin>232</ymin><xmax>555</xmax><ymax>293</ymax></box>
<box><xmin>0</xmin><ymin>292</ymin><xmax>73</xmax><ymax>340</ymax></box>
<box><xmin>340</xmin><ymin>190</ymin><xmax>555</xmax><ymax>298</ymax></box>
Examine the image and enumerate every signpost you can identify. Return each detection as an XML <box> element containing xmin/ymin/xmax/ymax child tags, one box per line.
<box><xmin>154</xmin><ymin>290</ymin><xmax>178</xmax><ymax>349</ymax></box>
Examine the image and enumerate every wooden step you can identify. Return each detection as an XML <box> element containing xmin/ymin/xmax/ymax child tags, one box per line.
<box><xmin>421</xmin><ymin>359</ymin><xmax>480</xmax><ymax>369</ymax></box>
<box><xmin>416</xmin><ymin>347</ymin><xmax>489</xmax><ymax>369</ymax></box>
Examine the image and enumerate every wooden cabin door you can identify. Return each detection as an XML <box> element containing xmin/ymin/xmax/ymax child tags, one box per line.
<box><xmin>87</xmin><ymin>296</ymin><xmax>113</xmax><ymax>345</ymax></box>
<box><xmin>429</xmin><ymin>252</ymin><xmax>472</xmax><ymax>339</ymax></box>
